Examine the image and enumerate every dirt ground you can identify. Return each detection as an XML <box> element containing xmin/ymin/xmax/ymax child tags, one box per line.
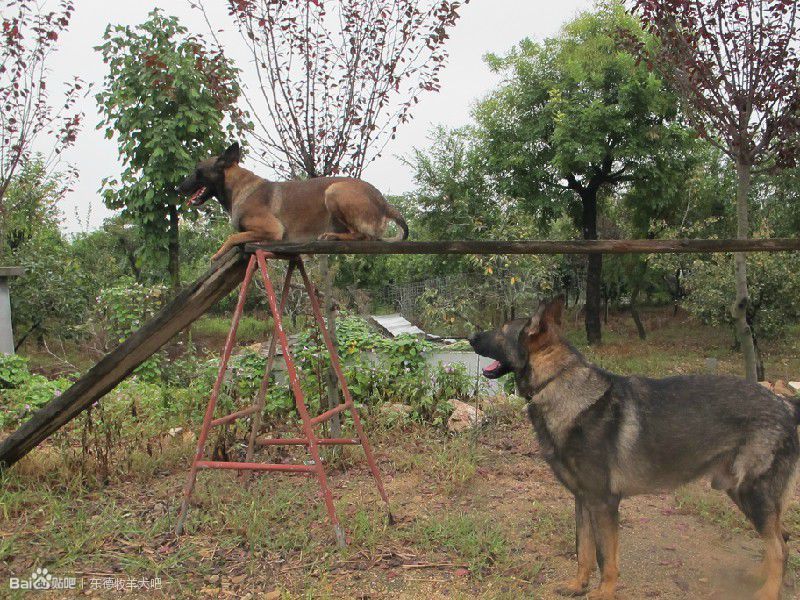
<box><xmin>3</xmin><ymin>410</ymin><xmax>799</xmax><ymax>600</ymax></box>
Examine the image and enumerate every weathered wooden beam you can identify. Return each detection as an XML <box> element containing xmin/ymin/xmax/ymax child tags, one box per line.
<box><xmin>0</xmin><ymin>249</ymin><xmax>250</xmax><ymax>470</ymax></box>
<box><xmin>246</xmin><ymin>238</ymin><xmax>800</xmax><ymax>255</ymax></box>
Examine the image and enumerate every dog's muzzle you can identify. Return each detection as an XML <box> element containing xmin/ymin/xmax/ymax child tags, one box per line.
<box><xmin>469</xmin><ymin>333</ymin><xmax>509</xmax><ymax>379</ymax></box>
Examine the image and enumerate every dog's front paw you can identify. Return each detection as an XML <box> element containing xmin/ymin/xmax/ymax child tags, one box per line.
<box><xmin>753</xmin><ymin>586</ymin><xmax>781</xmax><ymax>600</ymax></box>
<box><xmin>586</xmin><ymin>587</ymin><xmax>616</xmax><ymax>600</ymax></box>
<box><xmin>555</xmin><ymin>578</ymin><xmax>589</xmax><ymax>596</ymax></box>
<box><xmin>318</xmin><ymin>232</ymin><xmax>337</xmax><ymax>241</ymax></box>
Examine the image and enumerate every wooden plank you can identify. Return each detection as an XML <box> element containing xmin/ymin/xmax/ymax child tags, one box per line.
<box><xmin>0</xmin><ymin>249</ymin><xmax>250</xmax><ymax>470</ymax></box>
<box><xmin>247</xmin><ymin>238</ymin><xmax>800</xmax><ymax>256</ymax></box>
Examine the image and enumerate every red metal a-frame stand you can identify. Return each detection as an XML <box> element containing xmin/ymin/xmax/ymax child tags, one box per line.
<box><xmin>174</xmin><ymin>250</ymin><xmax>392</xmax><ymax>547</ymax></box>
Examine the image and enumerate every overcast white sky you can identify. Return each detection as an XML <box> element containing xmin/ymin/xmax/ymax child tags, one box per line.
<box><xmin>46</xmin><ymin>0</ymin><xmax>593</xmax><ymax>233</ymax></box>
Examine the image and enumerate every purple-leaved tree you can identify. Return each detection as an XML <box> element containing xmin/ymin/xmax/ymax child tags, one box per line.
<box><xmin>632</xmin><ymin>0</ymin><xmax>800</xmax><ymax>381</ymax></box>
<box><xmin>194</xmin><ymin>0</ymin><xmax>466</xmax><ymax>178</ymax></box>
<box><xmin>0</xmin><ymin>0</ymin><xmax>84</xmax><ymax>209</ymax></box>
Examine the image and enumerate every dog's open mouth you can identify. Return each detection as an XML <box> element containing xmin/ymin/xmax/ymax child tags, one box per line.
<box><xmin>482</xmin><ymin>359</ymin><xmax>510</xmax><ymax>379</ymax></box>
<box><xmin>186</xmin><ymin>186</ymin><xmax>207</xmax><ymax>206</ymax></box>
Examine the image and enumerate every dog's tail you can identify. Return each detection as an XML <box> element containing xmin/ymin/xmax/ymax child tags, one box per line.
<box><xmin>384</xmin><ymin>205</ymin><xmax>409</xmax><ymax>242</ymax></box>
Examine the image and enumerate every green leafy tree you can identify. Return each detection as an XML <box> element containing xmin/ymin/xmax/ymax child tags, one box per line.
<box><xmin>0</xmin><ymin>160</ymin><xmax>90</xmax><ymax>348</ymax></box>
<box><xmin>96</xmin><ymin>10</ymin><xmax>248</xmax><ymax>289</ymax></box>
<box><xmin>474</xmin><ymin>2</ymin><xmax>691</xmax><ymax>344</ymax></box>
<box><xmin>11</xmin><ymin>228</ymin><xmax>92</xmax><ymax>349</ymax></box>
<box><xmin>0</xmin><ymin>159</ymin><xmax>61</xmax><ymax>260</ymax></box>
<box><xmin>406</xmin><ymin>127</ymin><xmax>565</xmax><ymax>330</ymax></box>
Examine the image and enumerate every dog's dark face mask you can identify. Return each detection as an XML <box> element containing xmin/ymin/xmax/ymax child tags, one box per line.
<box><xmin>468</xmin><ymin>317</ymin><xmax>530</xmax><ymax>380</ymax></box>
<box><xmin>176</xmin><ymin>142</ymin><xmax>241</xmax><ymax>207</ymax></box>
<box><xmin>469</xmin><ymin>297</ymin><xmax>565</xmax><ymax>396</ymax></box>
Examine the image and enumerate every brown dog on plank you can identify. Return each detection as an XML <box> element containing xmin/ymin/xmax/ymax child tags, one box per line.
<box><xmin>177</xmin><ymin>142</ymin><xmax>408</xmax><ymax>260</ymax></box>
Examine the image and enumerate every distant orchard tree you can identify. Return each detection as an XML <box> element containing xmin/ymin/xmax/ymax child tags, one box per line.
<box><xmin>0</xmin><ymin>0</ymin><xmax>84</xmax><ymax>218</ymax></box>
<box><xmin>475</xmin><ymin>4</ymin><xmax>692</xmax><ymax>344</ymax></box>
<box><xmin>194</xmin><ymin>0</ymin><xmax>467</xmax><ymax>178</ymax></box>
<box><xmin>631</xmin><ymin>0</ymin><xmax>800</xmax><ymax>381</ymax></box>
<box><xmin>96</xmin><ymin>10</ymin><xmax>249</xmax><ymax>288</ymax></box>
<box><xmin>0</xmin><ymin>159</ymin><xmax>61</xmax><ymax>259</ymax></box>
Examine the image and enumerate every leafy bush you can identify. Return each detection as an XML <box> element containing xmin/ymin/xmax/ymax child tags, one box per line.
<box><xmin>685</xmin><ymin>251</ymin><xmax>800</xmax><ymax>340</ymax></box>
<box><xmin>96</xmin><ymin>280</ymin><xmax>167</xmax><ymax>380</ymax></box>
<box><xmin>0</xmin><ymin>355</ymin><xmax>71</xmax><ymax>429</ymax></box>
<box><xmin>0</xmin><ymin>354</ymin><xmax>31</xmax><ymax>389</ymax></box>
<box><xmin>5</xmin><ymin>317</ymin><xmax>488</xmax><ymax>479</ymax></box>
<box><xmin>98</xmin><ymin>281</ymin><xmax>167</xmax><ymax>343</ymax></box>
<box><xmin>200</xmin><ymin>317</ymin><xmax>480</xmax><ymax>427</ymax></box>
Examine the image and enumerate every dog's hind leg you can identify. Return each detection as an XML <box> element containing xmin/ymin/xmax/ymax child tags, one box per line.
<box><xmin>586</xmin><ymin>497</ymin><xmax>620</xmax><ymax>600</ymax></box>
<box><xmin>556</xmin><ymin>496</ymin><xmax>597</xmax><ymax>596</ymax></box>
<box><xmin>753</xmin><ymin>511</ymin><xmax>787</xmax><ymax>600</ymax></box>
<box><xmin>322</xmin><ymin>184</ymin><xmax>383</xmax><ymax>241</ymax></box>
<box><xmin>731</xmin><ymin>481</ymin><xmax>790</xmax><ymax>600</ymax></box>
<box><xmin>318</xmin><ymin>231</ymin><xmax>372</xmax><ymax>241</ymax></box>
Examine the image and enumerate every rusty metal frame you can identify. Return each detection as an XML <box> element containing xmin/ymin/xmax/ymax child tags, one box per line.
<box><xmin>175</xmin><ymin>251</ymin><xmax>392</xmax><ymax>546</ymax></box>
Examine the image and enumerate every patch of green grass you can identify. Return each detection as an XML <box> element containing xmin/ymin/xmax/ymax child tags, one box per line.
<box><xmin>528</xmin><ymin>501</ymin><xmax>574</xmax><ymax>545</ymax></box>
<box><xmin>584</xmin><ymin>346</ymin><xmax>709</xmax><ymax>377</ymax></box>
<box><xmin>394</xmin><ymin>435</ymin><xmax>481</xmax><ymax>495</ymax></box>
<box><xmin>186</xmin><ymin>474</ymin><xmax>324</xmax><ymax>555</ymax></box>
<box><xmin>407</xmin><ymin>512</ymin><xmax>508</xmax><ymax>574</ymax></box>
<box><xmin>192</xmin><ymin>315</ymin><xmax>271</xmax><ymax>344</ymax></box>
<box><xmin>347</xmin><ymin>504</ymin><xmax>391</xmax><ymax>553</ymax></box>
<box><xmin>674</xmin><ymin>487</ymin><xmax>749</xmax><ymax>532</ymax></box>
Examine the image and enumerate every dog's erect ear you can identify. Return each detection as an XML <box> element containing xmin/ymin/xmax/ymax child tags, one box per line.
<box><xmin>217</xmin><ymin>142</ymin><xmax>241</xmax><ymax>168</ymax></box>
<box><xmin>523</xmin><ymin>296</ymin><xmax>563</xmax><ymax>342</ymax></box>
<box><xmin>523</xmin><ymin>306</ymin><xmax>546</xmax><ymax>339</ymax></box>
<box><xmin>542</xmin><ymin>296</ymin><xmax>564</xmax><ymax>326</ymax></box>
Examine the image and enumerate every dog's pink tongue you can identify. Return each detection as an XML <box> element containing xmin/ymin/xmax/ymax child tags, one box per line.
<box><xmin>483</xmin><ymin>360</ymin><xmax>500</xmax><ymax>376</ymax></box>
<box><xmin>186</xmin><ymin>186</ymin><xmax>206</xmax><ymax>206</ymax></box>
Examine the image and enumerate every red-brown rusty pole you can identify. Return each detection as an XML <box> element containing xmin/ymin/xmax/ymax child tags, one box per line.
<box><xmin>297</xmin><ymin>258</ymin><xmax>393</xmax><ymax>523</ymax></box>
<box><xmin>175</xmin><ymin>254</ymin><xmax>257</xmax><ymax>535</ymax></box>
<box><xmin>244</xmin><ymin>260</ymin><xmax>297</xmax><ymax>468</ymax></box>
<box><xmin>255</xmin><ymin>251</ymin><xmax>347</xmax><ymax>547</ymax></box>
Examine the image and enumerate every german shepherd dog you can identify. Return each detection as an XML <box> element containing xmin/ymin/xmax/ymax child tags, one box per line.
<box><xmin>176</xmin><ymin>143</ymin><xmax>409</xmax><ymax>260</ymax></box>
<box><xmin>469</xmin><ymin>298</ymin><xmax>800</xmax><ymax>600</ymax></box>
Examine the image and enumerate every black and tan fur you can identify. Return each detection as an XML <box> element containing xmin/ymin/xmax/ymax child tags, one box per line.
<box><xmin>176</xmin><ymin>143</ymin><xmax>408</xmax><ymax>260</ymax></box>
<box><xmin>470</xmin><ymin>298</ymin><xmax>800</xmax><ymax>600</ymax></box>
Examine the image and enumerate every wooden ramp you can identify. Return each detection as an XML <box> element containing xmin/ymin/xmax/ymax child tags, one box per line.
<box><xmin>370</xmin><ymin>313</ymin><xmax>427</xmax><ymax>338</ymax></box>
<box><xmin>0</xmin><ymin>249</ymin><xmax>249</xmax><ymax>470</ymax></box>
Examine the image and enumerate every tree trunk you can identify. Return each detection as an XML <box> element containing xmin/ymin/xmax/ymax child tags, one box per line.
<box><xmin>752</xmin><ymin>327</ymin><xmax>765</xmax><ymax>381</ymax></box>
<box><xmin>582</xmin><ymin>192</ymin><xmax>602</xmax><ymax>345</ymax></box>
<box><xmin>14</xmin><ymin>319</ymin><xmax>42</xmax><ymax>351</ymax></box>
<box><xmin>731</xmin><ymin>161</ymin><xmax>758</xmax><ymax>382</ymax></box>
<box><xmin>672</xmin><ymin>268</ymin><xmax>681</xmax><ymax>317</ymax></box>
<box><xmin>116</xmin><ymin>236</ymin><xmax>142</xmax><ymax>283</ymax></box>
<box><xmin>630</xmin><ymin>284</ymin><xmax>646</xmax><ymax>340</ymax></box>
<box><xmin>319</xmin><ymin>256</ymin><xmax>342</xmax><ymax>438</ymax></box>
<box><xmin>168</xmin><ymin>205</ymin><xmax>180</xmax><ymax>291</ymax></box>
